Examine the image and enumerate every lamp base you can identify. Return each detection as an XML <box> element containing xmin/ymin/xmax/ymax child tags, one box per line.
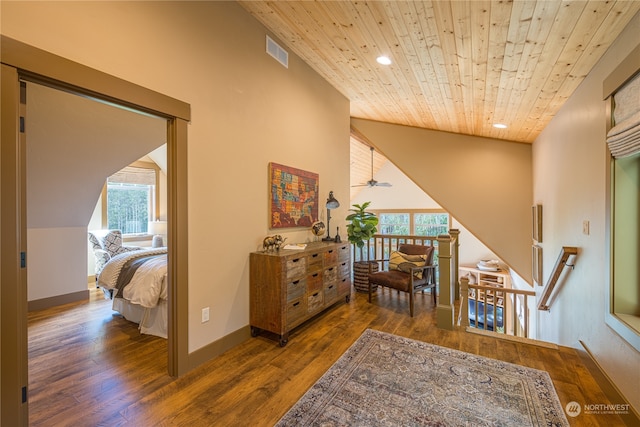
<box><xmin>152</xmin><ymin>235</ymin><xmax>164</xmax><ymax>248</ymax></box>
<box><xmin>322</xmin><ymin>236</ymin><xmax>335</xmax><ymax>242</ymax></box>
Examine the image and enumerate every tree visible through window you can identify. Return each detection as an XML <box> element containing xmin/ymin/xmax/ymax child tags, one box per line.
<box><xmin>415</xmin><ymin>213</ymin><xmax>449</xmax><ymax>236</ymax></box>
<box><xmin>107</xmin><ymin>183</ymin><xmax>151</xmax><ymax>234</ymax></box>
<box><xmin>373</xmin><ymin>210</ymin><xmax>450</xmax><ymax>237</ymax></box>
<box><xmin>105</xmin><ymin>164</ymin><xmax>158</xmax><ymax>235</ymax></box>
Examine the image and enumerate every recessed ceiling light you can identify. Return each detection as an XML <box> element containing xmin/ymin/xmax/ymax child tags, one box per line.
<box><xmin>493</xmin><ymin>123</ymin><xmax>507</xmax><ymax>129</ymax></box>
<box><xmin>376</xmin><ymin>56</ymin><xmax>392</xmax><ymax>65</ymax></box>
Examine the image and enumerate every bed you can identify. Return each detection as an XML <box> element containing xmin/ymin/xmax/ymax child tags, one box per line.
<box><xmin>97</xmin><ymin>247</ymin><xmax>168</xmax><ymax>338</ymax></box>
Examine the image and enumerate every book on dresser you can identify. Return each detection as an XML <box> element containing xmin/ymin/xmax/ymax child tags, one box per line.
<box><xmin>250</xmin><ymin>241</ymin><xmax>352</xmax><ymax>346</ymax></box>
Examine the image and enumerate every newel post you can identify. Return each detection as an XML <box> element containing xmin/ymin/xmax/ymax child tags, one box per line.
<box><xmin>436</xmin><ymin>234</ymin><xmax>455</xmax><ymax>330</ymax></box>
<box><xmin>449</xmin><ymin>229</ymin><xmax>460</xmax><ymax>301</ymax></box>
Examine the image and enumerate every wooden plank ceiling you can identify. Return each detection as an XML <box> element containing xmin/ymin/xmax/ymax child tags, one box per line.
<box><xmin>239</xmin><ymin>1</ymin><xmax>640</xmax><ymax>194</ymax></box>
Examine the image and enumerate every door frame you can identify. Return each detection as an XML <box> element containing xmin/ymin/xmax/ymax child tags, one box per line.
<box><xmin>1</xmin><ymin>35</ymin><xmax>190</xmax><ymax>426</ymax></box>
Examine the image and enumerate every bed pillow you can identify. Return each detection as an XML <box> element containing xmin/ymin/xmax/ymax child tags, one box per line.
<box><xmin>388</xmin><ymin>251</ymin><xmax>427</xmax><ymax>278</ymax></box>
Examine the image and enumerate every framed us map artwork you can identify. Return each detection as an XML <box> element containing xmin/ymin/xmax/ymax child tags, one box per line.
<box><xmin>269</xmin><ymin>162</ymin><xmax>319</xmax><ymax>229</ymax></box>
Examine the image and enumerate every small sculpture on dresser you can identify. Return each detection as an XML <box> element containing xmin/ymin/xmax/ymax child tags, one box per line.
<box><xmin>263</xmin><ymin>234</ymin><xmax>287</xmax><ymax>252</ymax></box>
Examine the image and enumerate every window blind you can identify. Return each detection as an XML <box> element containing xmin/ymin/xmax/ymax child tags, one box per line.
<box><xmin>108</xmin><ymin>166</ymin><xmax>156</xmax><ymax>186</ymax></box>
<box><xmin>607</xmin><ymin>72</ymin><xmax>640</xmax><ymax>158</ymax></box>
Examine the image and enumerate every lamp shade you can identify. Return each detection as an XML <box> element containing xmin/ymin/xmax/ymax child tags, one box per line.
<box><xmin>148</xmin><ymin>220</ymin><xmax>167</xmax><ymax>236</ymax></box>
<box><xmin>326</xmin><ymin>191</ymin><xmax>340</xmax><ymax>209</ymax></box>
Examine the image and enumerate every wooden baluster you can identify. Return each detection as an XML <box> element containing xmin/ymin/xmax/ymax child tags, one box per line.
<box><xmin>459</xmin><ymin>275</ymin><xmax>470</xmax><ymax>328</ymax></box>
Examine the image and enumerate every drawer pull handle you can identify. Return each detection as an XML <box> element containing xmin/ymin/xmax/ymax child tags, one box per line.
<box><xmin>312</xmin><ymin>254</ymin><xmax>319</xmax><ymax>258</ymax></box>
<box><xmin>293</xmin><ymin>301</ymin><xmax>300</xmax><ymax>307</ymax></box>
<box><xmin>312</xmin><ymin>292</ymin><xmax>319</xmax><ymax>297</ymax></box>
<box><xmin>292</xmin><ymin>258</ymin><xmax>300</xmax><ymax>263</ymax></box>
<box><xmin>328</xmin><ymin>285</ymin><xmax>334</xmax><ymax>290</ymax></box>
<box><xmin>292</xmin><ymin>280</ymin><xmax>300</xmax><ymax>285</ymax></box>
<box><xmin>327</xmin><ymin>250</ymin><xmax>334</xmax><ymax>254</ymax></box>
<box><xmin>327</xmin><ymin>267</ymin><xmax>334</xmax><ymax>271</ymax></box>
<box><xmin>312</xmin><ymin>273</ymin><xmax>319</xmax><ymax>277</ymax></box>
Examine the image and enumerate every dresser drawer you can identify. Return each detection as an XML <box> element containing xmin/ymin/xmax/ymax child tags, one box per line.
<box><xmin>307</xmin><ymin>290</ymin><xmax>324</xmax><ymax>313</ymax></box>
<box><xmin>285</xmin><ymin>256</ymin><xmax>307</xmax><ymax>279</ymax></box>
<box><xmin>338</xmin><ymin>261</ymin><xmax>350</xmax><ymax>279</ymax></box>
<box><xmin>323</xmin><ymin>248</ymin><xmax>338</xmax><ymax>265</ymax></box>
<box><xmin>323</xmin><ymin>266</ymin><xmax>338</xmax><ymax>283</ymax></box>
<box><xmin>306</xmin><ymin>270</ymin><xmax>323</xmax><ymax>293</ymax></box>
<box><xmin>336</xmin><ymin>244</ymin><xmax>350</xmax><ymax>261</ymax></box>
<box><xmin>338</xmin><ymin>277</ymin><xmax>350</xmax><ymax>295</ymax></box>
<box><xmin>286</xmin><ymin>278</ymin><xmax>306</xmax><ymax>302</ymax></box>
<box><xmin>324</xmin><ymin>282</ymin><xmax>338</xmax><ymax>302</ymax></box>
<box><xmin>307</xmin><ymin>251</ymin><xmax>324</xmax><ymax>269</ymax></box>
<box><xmin>286</xmin><ymin>298</ymin><xmax>306</xmax><ymax>326</ymax></box>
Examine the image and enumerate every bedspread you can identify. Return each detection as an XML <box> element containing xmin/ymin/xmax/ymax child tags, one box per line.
<box><xmin>97</xmin><ymin>247</ymin><xmax>167</xmax><ymax>292</ymax></box>
<box><xmin>122</xmin><ymin>255</ymin><xmax>167</xmax><ymax>308</ymax></box>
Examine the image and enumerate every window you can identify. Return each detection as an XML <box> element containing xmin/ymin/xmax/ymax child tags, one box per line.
<box><xmin>102</xmin><ymin>161</ymin><xmax>160</xmax><ymax>235</ymax></box>
<box><xmin>378</xmin><ymin>212</ymin><xmax>409</xmax><ymax>235</ymax></box>
<box><xmin>370</xmin><ymin>210</ymin><xmax>450</xmax><ymax>278</ymax></box>
<box><xmin>604</xmin><ymin>50</ymin><xmax>640</xmax><ymax>351</ymax></box>
<box><xmin>372</xmin><ymin>209</ymin><xmax>450</xmax><ymax>237</ymax></box>
<box><xmin>414</xmin><ymin>212</ymin><xmax>450</xmax><ymax>236</ymax></box>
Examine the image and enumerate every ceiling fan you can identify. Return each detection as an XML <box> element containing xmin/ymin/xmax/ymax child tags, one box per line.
<box><xmin>352</xmin><ymin>146</ymin><xmax>392</xmax><ymax>188</ymax></box>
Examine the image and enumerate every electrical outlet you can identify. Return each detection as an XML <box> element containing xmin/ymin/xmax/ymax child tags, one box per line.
<box><xmin>582</xmin><ymin>220</ymin><xmax>590</xmax><ymax>235</ymax></box>
<box><xmin>201</xmin><ymin>307</ymin><xmax>210</xmax><ymax>323</ymax></box>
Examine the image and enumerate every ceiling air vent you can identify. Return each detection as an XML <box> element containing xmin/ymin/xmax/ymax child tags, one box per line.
<box><xmin>266</xmin><ymin>35</ymin><xmax>288</xmax><ymax>69</ymax></box>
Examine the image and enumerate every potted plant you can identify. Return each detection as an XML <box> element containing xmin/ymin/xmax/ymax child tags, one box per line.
<box><xmin>346</xmin><ymin>202</ymin><xmax>380</xmax><ymax>292</ymax></box>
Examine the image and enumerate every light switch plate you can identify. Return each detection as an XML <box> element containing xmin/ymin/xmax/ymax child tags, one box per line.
<box><xmin>202</xmin><ymin>307</ymin><xmax>210</xmax><ymax>323</ymax></box>
<box><xmin>582</xmin><ymin>220</ymin><xmax>590</xmax><ymax>235</ymax></box>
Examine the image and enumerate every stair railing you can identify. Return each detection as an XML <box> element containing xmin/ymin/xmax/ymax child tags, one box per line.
<box><xmin>459</xmin><ymin>275</ymin><xmax>536</xmax><ymax>337</ymax></box>
<box><xmin>538</xmin><ymin>246</ymin><xmax>578</xmax><ymax>311</ymax></box>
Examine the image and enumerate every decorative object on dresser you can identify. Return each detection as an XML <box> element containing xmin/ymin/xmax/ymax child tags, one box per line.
<box><xmin>310</xmin><ymin>221</ymin><xmax>326</xmax><ymax>240</ymax></box>
<box><xmin>269</xmin><ymin>162</ymin><xmax>319</xmax><ymax>229</ymax></box>
<box><xmin>262</xmin><ymin>234</ymin><xmax>287</xmax><ymax>252</ymax></box>
<box><xmin>250</xmin><ymin>241</ymin><xmax>351</xmax><ymax>347</ymax></box>
<box><xmin>346</xmin><ymin>202</ymin><xmax>379</xmax><ymax>292</ymax></box>
<box><xmin>322</xmin><ymin>191</ymin><xmax>340</xmax><ymax>241</ymax></box>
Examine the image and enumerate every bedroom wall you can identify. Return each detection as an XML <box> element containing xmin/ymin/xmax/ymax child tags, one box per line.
<box><xmin>532</xmin><ymin>11</ymin><xmax>640</xmax><ymax>412</ymax></box>
<box><xmin>350</xmin><ymin>118</ymin><xmax>533</xmax><ymax>282</ymax></box>
<box><xmin>25</xmin><ymin>81</ymin><xmax>167</xmax><ymax>302</ymax></box>
<box><xmin>1</xmin><ymin>1</ymin><xmax>350</xmax><ymax>353</ymax></box>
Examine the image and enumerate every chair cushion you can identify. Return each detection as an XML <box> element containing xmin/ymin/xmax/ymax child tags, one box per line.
<box><xmin>368</xmin><ymin>270</ymin><xmax>414</xmax><ymax>292</ymax></box>
<box><xmin>389</xmin><ymin>251</ymin><xmax>426</xmax><ymax>278</ymax></box>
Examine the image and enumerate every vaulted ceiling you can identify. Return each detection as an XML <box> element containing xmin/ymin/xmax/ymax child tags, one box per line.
<box><xmin>239</xmin><ymin>1</ymin><xmax>640</xmax><ymax>195</ymax></box>
<box><xmin>240</xmin><ymin>1</ymin><xmax>639</xmax><ymax>143</ymax></box>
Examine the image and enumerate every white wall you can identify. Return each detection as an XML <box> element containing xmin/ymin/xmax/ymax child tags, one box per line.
<box><xmin>350</xmin><ymin>160</ymin><xmax>499</xmax><ymax>266</ymax></box>
<box><xmin>27</xmin><ymin>228</ymin><xmax>87</xmax><ymax>301</ymax></box>
<box><xmin>533</xmin><ymin>11</ymin><xmax>640</xmax><ymax>411</ymax></box>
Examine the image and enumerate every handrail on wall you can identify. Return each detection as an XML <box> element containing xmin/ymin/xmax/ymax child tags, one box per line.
<box><xmin>538</xmin><ymin>246</ymin><xmax>578</xmax><ymax>311</ymax></box>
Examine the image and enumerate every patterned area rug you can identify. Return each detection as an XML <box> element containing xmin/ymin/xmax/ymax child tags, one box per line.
<box><xmin>276</xmin><ymin>329</ymin><xmax>569</xmax><ymax>426</ymax></box>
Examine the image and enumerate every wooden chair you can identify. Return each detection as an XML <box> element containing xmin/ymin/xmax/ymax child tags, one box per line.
<box><xmin>367</xmin><ymin>244</ymin><xmax>437</xmax><ymax>317</ymax></box>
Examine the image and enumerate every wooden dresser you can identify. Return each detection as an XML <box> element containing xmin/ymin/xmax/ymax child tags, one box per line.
<box><xmin>250</xmin><ymin>241</ymin><xmax>351</xmax><ymax>346</ymax></box>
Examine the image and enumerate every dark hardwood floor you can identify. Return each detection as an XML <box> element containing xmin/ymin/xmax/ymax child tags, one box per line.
<box><xmin>28</xmin><ymin>286</ymin><xmax>630</xmax><ymax>426</ymax></box>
